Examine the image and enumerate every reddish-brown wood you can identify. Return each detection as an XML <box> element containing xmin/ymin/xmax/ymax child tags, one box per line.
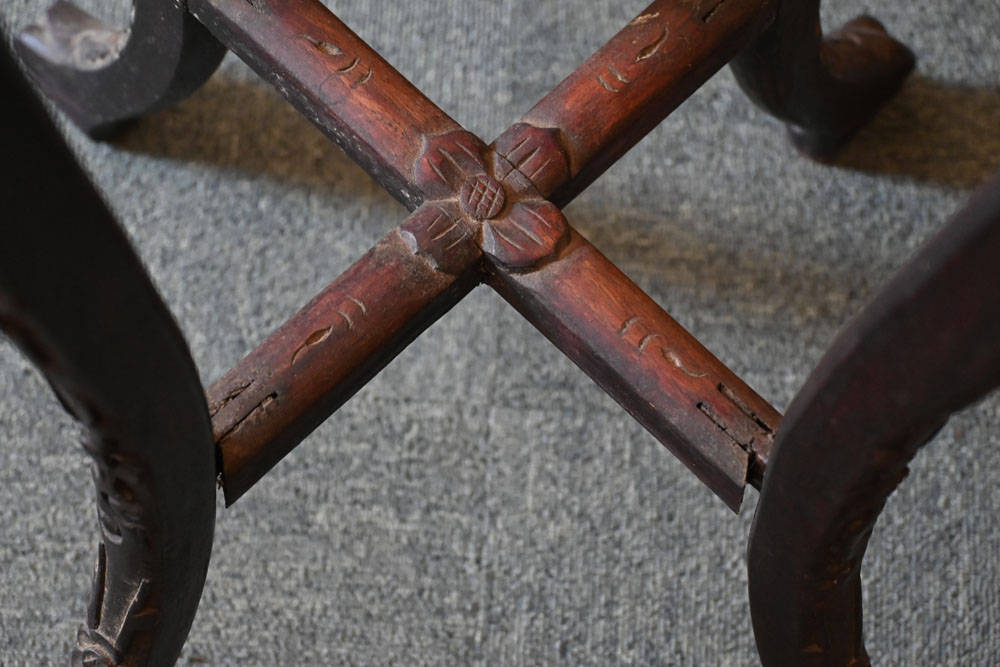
<box><xmin>189</xmin><ymin>0</ymin><xmax>476</xmax><ymax>210</ymax></box>
<box><xmin>500</xmin><ymin>0</ymin><xmax>777</xmax><ymax>206</ymax></box>
<box><xmin>208</xmin><ymin>205</ymin><xmax>482</xmax><ymax>504</ymax></box>
<box><xmin>192</xmin><ymin>0</ymin><xmax>798</xmax><ymax>512</ymax></box>
<box><xmin>489</xmin><ymin>227</ymin><xmax>778</xmax><ymax>511</ymax></box>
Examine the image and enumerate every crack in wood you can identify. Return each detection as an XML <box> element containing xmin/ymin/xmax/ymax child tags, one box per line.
<box><xmin>700</xmin><ymin>0</ymin><xmax>727</xmax><ymax>22</ymax></box>
<box><xmin>86</xmin><ymin>541</ymin><xmax>107</xmax><ymax>629</ymax></box>
<box><xmin>697</xmin><ymin>400</ymin><xmax>747</xmax><ymax>446</ymax></box>
<box><xmin>209</xmin><ymin>378</ymin><xmax>254</xmax><ymax>417</ymax></box>
<box><xmin>218</xmin><ymin>392</ymin><xmax>277</xmax><ymax>444</ymax></box>
<box><xmin>718</xmin><ymin>382</ymin><xmax>774</xmax><ymax>434</ymax></box>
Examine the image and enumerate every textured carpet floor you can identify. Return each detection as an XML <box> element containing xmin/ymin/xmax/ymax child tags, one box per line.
<box><xmin>2</xmin><ymin>0</ymin><xmax>999</xmax><ymax>664</ymax></box>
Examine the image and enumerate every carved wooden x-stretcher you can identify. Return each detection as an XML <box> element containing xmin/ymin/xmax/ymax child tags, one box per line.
<box><xmin>4</xmin><ymin>0</ymin><xmax>1000</xmax><ymax>664</ymax></box>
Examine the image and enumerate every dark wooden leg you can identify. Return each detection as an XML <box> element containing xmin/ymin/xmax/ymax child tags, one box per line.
<box><xmin>16</xmin><ymin>0</ymin><xmax>225</xmax><ymax>137</ymax></box>
<box><xmin>748</xmin><ymin>174</ymin><xmax>1000</xmax><ymax>666</ymax></box>
<box><xmin>730</xmin><ymin>1</ymin><xmax>915</xmax><ymax>159</ymax></box>
<box><xmin>1</xmin><ymin>45</ymin><xmax>216</xmax><ymax>665</ymax></box>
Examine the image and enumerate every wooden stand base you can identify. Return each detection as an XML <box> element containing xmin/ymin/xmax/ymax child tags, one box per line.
<box><xmin>4</xmin><ymin>1</ymin><xmax>996</xmax><ymax>665</ymax></box>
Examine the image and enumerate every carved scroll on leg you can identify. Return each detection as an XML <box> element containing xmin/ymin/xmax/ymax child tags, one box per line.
<box><xmin>16</xmin><ymin>0</ymin><xmax>225</xmax><ymax>137</ymax></box>
<box><xmin>749</xmin><ymin>175</ymin><xmax>1000</xmax><ymax>666</ymax></box>
<box><xmin>730</xmin><ymin>1</ymin><xmax>915</xmax><ymax>159</ymax></box>
<box><xmin>1</xmin><ymin>46</ymin><xmax>216</xmax><ymax>665</ymax></box>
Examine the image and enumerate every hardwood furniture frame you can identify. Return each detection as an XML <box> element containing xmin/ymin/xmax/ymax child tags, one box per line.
<box><xmin>3</xmin><ymin>0</ymin><xmax>997</xmax><ymax>664</ymax></box>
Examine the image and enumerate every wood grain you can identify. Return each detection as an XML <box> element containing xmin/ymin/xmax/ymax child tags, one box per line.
<box><xmin>489</xmin><ymin>227</ymin><xmax>778</xmax><ymax>511</ymax></box>
<box><xmin>190</xmin><ymin>0</ymin><xmax>473</xmax><ymax>210</ymax></box>
<box><xmin>208</xmin><ymin>205</ymin><xmax>482</xmax><ymax>503</ymax></box>
<box><xmin>497</xmin><ymin>0</ymin><xmax>777</xmax><ymax>206</ymax></box>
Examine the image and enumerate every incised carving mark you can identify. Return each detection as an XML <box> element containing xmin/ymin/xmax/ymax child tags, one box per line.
<box><xmin>300</xmin><ymin>33</ymin><xmax>373</xmax><ymax>89</ymax></box>
<box><xmin>636</xmin><ymin>27</ymin><xmax>668</xmax><ymax>61</ymax></box>
<box><xmin>461</xmin><ymin>175</ymin><xmax>507</xmax><ymax>220</ymax></box>
<box><xmin>492</xmin><ymin>124</ymin><xmax>571</xmax><ymax>197</ymax></box>
<box><xmin>289</xmin><ymin>295</ymin><xmax>368</xmax><ymax>366</ymax></box>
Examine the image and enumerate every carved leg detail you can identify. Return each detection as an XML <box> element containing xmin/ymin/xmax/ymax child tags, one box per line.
<box><xmin>2</xmin><ymin>45</ymin><xmax>216</xmax><ymax>666</ymax></box>
<box><xmin>731</xmin><ymin>2</ymin><xmax>915</xmax><ymax>159</ymax></box>
<box><xmin>16</xmin><ymin>0</ymin><xmax>225</xmax><ymax>137</ymax></box>
<box><xmin>748</xmin><ymin>174</ymin><xmax>1000</xmax><ymax>666</ymax></box>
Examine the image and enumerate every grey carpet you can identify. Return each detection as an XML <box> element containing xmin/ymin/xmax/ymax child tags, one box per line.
<box><xmin>2</xmin><ymin>0</ymin><xmax>999</xmax><ymax>664</ymax></box>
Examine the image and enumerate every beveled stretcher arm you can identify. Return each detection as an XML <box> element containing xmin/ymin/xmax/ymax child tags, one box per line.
<box><xmin>190</xmin><ymin>0</ymin><xmax>480</xmax><ymax>211</ymax></box>
<box><xmin>503</xmin><ymin>0</ymin><xmax>777</xmax><ymax>206</ymax></box>
<box><xmin>208</xmin><ymin>206</ymin><xmax>482</xmax><ymax>504</ymax></box>
<box><xmin>489</xmin><ymin>227</ymin><xmax>778</xmax><ymax>511</ymax></box>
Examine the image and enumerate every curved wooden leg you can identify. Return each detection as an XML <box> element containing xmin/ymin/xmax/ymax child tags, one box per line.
<box><xmin>16</xmin><ymin>0</ymin><xmax>226</xmax><ymax>137</ymax></box>
<box><xmin>730</xmin><ymin>1</ymin><xmax>915</xmax><ymax>159</ymax></box>
<box><xmin>748</xmin><ymin>174</ymin><xmax>1000</xmax><ymax>666</ymax></box>
<box><xmin>1</xmin><ymin>45</ymin><xmax>216</xmax><ymax>665</ymax></box>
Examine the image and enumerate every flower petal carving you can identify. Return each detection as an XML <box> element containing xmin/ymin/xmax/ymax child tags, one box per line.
<box><xmin>413</xmin><ymin>130</ymin><xmax>490</xmax><ymax>199</ymax></box>
<box><xmin>493</xmin><ymin>123</ymin><xmax>570</xmax><ymax>197</ymax></box>
<box><xmin>480</xmin><ymin>200</ymin><xmax>568</xmax><ymax>271</ymax></box>
<box><xmin>399</xmin><ymin>201</ymin><xmax>481</xmax><ymax>275</ymax></box>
